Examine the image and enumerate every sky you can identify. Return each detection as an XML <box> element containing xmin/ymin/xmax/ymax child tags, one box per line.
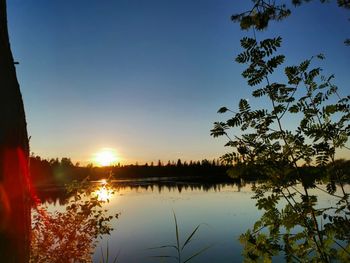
<box><xmin>7</xmin><ymin>0</ymin><xmax>350</xmax><ymax>165</ymax></box>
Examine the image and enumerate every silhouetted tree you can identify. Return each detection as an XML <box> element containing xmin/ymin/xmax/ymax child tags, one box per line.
<box><xmin>0</xmin><ymin>0</ymin><xmax>31</xmax><ymax>262</ymax></box>
<box><xmin>176</xmin><ymin>159</ymin><xmax>182</xmax><ymax>167</ymax></box>
<box><xmin>60</xmin><ymin>157</ymin><xmax>73</xmax><ymax>167</ymax></box>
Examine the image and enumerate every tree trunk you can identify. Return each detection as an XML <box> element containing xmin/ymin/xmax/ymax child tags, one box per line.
<box><xmin>0</xmin><ymin>0</ymin><xmax>31</xmax><ymax>262</ymax></box>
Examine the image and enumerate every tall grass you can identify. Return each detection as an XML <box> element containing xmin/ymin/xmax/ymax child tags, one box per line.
<box><xmin>99</xmin><ymin>242</ymin><xmax>120</xmax><ymax>263</ymax></box>
<box><xmin>150</xmin><ymin>211</ymin><xmax>211</xmax><ymax>263</ymax></box>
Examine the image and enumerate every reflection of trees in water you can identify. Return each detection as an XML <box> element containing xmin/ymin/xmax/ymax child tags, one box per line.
<box><xmin>114</xmin><ymin>177</ymin><xmax>247</xmax><ymax>193</ymax></box>
<box><xmin>37</xmin><ymin>180</ymin><xmax>246</xmax><ymax>205</ymax></box>
<box><xmin>35</xmin><ymin>186</ymin><xmax>70</xmax><ymax>206</ymax></box>
<box><xmin>117</xmin><ymin>182</ymin><xmax>245</xmax><ymax>193</ymax></box>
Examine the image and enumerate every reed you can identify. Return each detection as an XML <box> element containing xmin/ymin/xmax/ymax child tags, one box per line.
<box><xmin>99</xmin><ymin>242</ymin><xmax>120</xmax><ymax>263</ymax></box>
<box><xmin>150</xmin><ymin>211</ymin><xmax>211</xmax><ymax>263</ymax></box>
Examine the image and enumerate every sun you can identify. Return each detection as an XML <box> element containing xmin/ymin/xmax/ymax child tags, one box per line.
<box><xmin>94</xmin><ymin>148</ymin><xmax>118</xmax><ymax>166</ymax></box>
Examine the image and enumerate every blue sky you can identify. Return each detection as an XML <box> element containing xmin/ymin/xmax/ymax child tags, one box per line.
<box><xmin>7</xmin><ymin>0</ymin><xmax>350</xmax><ymax>164</ymax></box>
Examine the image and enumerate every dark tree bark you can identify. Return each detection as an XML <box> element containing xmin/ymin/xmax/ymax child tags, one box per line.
<box><xmin>0</xmin><ymin>0</ymin><xmax>31</xmax><ymax>262</ymax></box>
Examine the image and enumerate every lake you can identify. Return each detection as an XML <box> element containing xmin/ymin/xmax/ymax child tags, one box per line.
<box><xmin>37</xmin><ymin>180</ymin><xmax>344</xmax><ymax>263</ymax></box>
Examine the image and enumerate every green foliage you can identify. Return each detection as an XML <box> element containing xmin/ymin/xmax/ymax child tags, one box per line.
<box><xmin>30</xmin><ymin>179</ymin><xmax>119</xmax><ymax>263</ymax></box>
<box><xmin>231</xmin><ymin>0</ymin><xmax>350</xmax><ymax>45</ymax></box>
<box><xmin>236</xmin><ymin>37</ymin><xmax>284</xmax><ymax>86</ymax></box>
<box><xmin>212</xmin><ymin>20</ymin><xmax>350</xmax><ymax>262</ymax></box>
<box><xmin>231</xmin><ymin>1</ymin><xmax>291</xmax><ymax>30</ymax></box>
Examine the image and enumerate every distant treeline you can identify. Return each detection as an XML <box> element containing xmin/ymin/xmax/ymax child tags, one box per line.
<box><xmin>30</xmin><ymin>157</ymin><xmax>86</xmax><ymax>186</ymax></box>
<box><xmin>29</xmin><ymin>156</ymin><xmax>231</xmax><ymax>187</ymax></box>
<box><xmin>30</xmin><ymin>156</ymin><xmax>350</xmax><ymax>187</ymax></box>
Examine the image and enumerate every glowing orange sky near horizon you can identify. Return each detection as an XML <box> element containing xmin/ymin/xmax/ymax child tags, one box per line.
<box><xmin>11</xmin><ymin>1</ymin><xmax>349</xmax><ymax>166</ymax></box>
<box><xmin>92</xmin><ymin>148</ymin><xmax>119</xmax><ymax>167</ymax></box>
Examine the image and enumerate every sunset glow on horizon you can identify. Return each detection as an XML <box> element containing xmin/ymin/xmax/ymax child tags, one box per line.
<box><xmin>9</xmin><ymin>1</ymin><xmax>349</xmax><ymax>163</ymax></box>
<box><xmin>93</xmin><ymin>148</ymin><xmax>119</xmax><ymax>167</ymax></box>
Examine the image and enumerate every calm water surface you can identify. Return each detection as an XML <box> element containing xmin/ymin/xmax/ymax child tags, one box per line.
<box><xmin>96</xmin><ymin>183</ymin><xmax>257</xmax><ymax>263</ymax></box>
<box><xmin>42</xmin><ymin>181</ymin><xmax>341</xmax><ymax>263</ymax></box>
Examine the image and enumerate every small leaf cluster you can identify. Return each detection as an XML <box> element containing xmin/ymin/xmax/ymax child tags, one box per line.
<box><xmin>231</xmin><ymin>0</ymin><xmax>291</xmax><ymax>30</ymax></box>
<box><xmin>235</xmin><ymin>37</ymin><xmax>284</xmax><ymax>86</ymax></box>
<box><xmin>231</xmin><ymin>0</ymin><xmax>350</xmax><ymax>48</ymax></box>
<box><xmin>232</xmin><ymin>0</ymin><xmax>350</xmax><ymax>35</ymax></box>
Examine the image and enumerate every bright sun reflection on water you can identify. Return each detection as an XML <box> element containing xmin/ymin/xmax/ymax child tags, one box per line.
<box><xmin>93</xmin><ymin>180</ymin><xmax>115</xmax><ymax>202</ymax></box>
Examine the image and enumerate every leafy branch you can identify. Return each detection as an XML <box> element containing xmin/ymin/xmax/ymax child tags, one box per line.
<box><xmin>212</xmin><ymin>31</ymin><xmax>350</xmax><ymax>263</ymax></box>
